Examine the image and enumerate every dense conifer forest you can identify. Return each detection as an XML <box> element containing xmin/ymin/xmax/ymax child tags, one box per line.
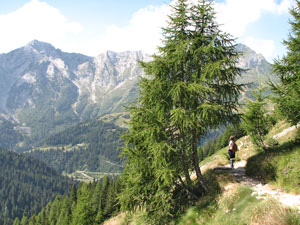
<box><xmin>0</xmin><ymin>148</ymin><xmax>75</xmax><ymax>225</ymax></box>
<box><xmin>15</xmin><ymin>177</ymin><xmax>120</xmax><ymax>225</ymax></box>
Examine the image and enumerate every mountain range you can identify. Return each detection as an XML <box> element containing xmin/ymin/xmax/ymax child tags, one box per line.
<box><xmin>0</xmin><ymin>40</ymin><xmax>273</xmax><ymax>151</ymax></box>
<box><xmin>0</xmin><ymin>40</ymin><xmax>149</xmax><ymax>151</ymax></box>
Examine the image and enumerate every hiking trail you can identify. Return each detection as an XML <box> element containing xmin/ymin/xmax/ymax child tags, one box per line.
<box><xmin>214</xmin><ymin>160</ymin><xmax>300</xmax><ymax>212</ymax></box>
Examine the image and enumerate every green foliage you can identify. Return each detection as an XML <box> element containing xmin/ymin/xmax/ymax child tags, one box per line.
<box><xmin>0</xmin><ymin>147</ymin><xmax>74</xmax><ymax>224</ymax></box>
<box><xmin>26</xmin><ymin>119</ymin><xmax>125</xmax><ymax>174</ymax></box>
<box><xmin>119</xmin><ymin>0</ymin><xmax>244</xmax><ymax>223</ymax></box>
<box><xmin>19</xmin><ymin>177</ymin><xmax>121</xmax><ymax>225</ymax></box>
<box><xmin>271</xmin><ymin>2</ymin><xmax>300</xmax><ymax>126</ymax></box>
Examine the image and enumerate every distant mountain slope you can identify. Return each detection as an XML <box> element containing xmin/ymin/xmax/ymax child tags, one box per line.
<box><xmin>0</xmin><ymin>40</ymin><xmax>149</xmax><ymax>151</ymax></box>
<box><xmin>236</xmin><ymin>44</ymin><xmax>274</xmax><ymax>84</ymax></box>
<box><xmin>0</xmin><ymin>41</ymin><xmax>274</xmax><ymax>151</ymax></box>
<box><xmin>25</xmin><ymin>117</ymin><xmax>126</xmax><ymax>174</ymax></box>
<box><xmin>0</xmin><ymin>147</ymin><xmax>74</xmax><ymax>224</ymax></box>
<box><xmin>236</xmin><ymin>44</ymin><xmax>276</xmax><ymax>102</ymax></box>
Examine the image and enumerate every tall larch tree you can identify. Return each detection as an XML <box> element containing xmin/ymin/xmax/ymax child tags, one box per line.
<box><xmin>242</xmin><ymin>88</ymin><xmax>268</xmax><ymax>150</ymax></box>
<box><xmin>271</xmin><ymin>1</ymin><xmax>300</xmax><ymax>126</ymax></box>
<box><xmin>119</xmin><ymin>0</ymin><xmax>244</xmax><ymax>223</ymax></box>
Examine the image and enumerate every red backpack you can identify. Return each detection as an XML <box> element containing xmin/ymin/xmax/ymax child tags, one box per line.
<box><xmin>232</xmin><ymin>142</ymin><xmax>238</xmax><ymax>152</ymax></box>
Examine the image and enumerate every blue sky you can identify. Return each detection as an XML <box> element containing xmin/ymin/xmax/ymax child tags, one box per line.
<box><xmin>0</xmin><ymin>0</ymin><xmax>295</xmax><ymax>62</ymax></box>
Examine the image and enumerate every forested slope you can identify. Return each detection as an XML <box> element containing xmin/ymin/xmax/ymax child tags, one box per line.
<box><xmin>0</xmin><ymin>148</ymin><xmax>74</xmax><ymax>225</ymax></box>
<box><xmin>26</xmin><ymin>118</ymin><xmax>126</xmax><ymax>174</ymax></box>
<box><xmin>15</xmin><ymin>177</ymin><xmax>121</xmax><ymax>225</ymax></box>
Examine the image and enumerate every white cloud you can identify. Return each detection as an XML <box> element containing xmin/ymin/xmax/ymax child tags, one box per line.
<box><xmin>87</xmin><ymin>4</ymin><xmax>170</xmax><ymax>55</ymax></box>
<box><xmin>277</xmin><ymin>0</ymin><xmax>295</xmax><ymax>14</ymax></box>
<box><xmin>0</xmin><ymin>0</ymin><xmax>82</xmax><ymax>53</ymax></box>
<box><xmin>213</xmin><ymin>0</ymin><xmax>294</xmax><ymax>61</ymax></box>
<box><xmin>0</xmin><ymin>0</ymin><xmax>294</xmax><ymax>59</ymax></box>
<box><xmin>244</xmin><ymin>37</ymin><xmax>275</xmax><ymax>61</ymax></box>
<box><xmin>214</xmin><ymin>0</ymin><xmax>293</xmax><ymax>37</ymax></box>
<box><xmin>90</xmin><ymin>0</ymin><xmax>293</xmax><ymax>56</ymax></box>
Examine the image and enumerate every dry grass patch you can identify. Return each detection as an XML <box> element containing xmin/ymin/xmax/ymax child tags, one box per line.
<box><xmin>249</xmin><ymin>199</ymin><xmax>300</xmax><ymax>225</ymax></box>
<box><xmin>218</xmin><ymin>183</ymin><xmax>248</xmax><ymax>212</ymax></box>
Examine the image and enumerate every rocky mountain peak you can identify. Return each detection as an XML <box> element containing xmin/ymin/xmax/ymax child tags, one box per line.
<box><xmin>236</xmin><ymin>43</ymin><xmax>270</xmax><ymax>71</ymax></box>
<box><xmin>24</xmin><ymin>40</ymin><xmax>60</xmax><ymax>57</ymax></box>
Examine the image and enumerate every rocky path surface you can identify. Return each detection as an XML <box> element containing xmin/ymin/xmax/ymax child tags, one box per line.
<box><xmin>215</xmin><ymin>160</ymin><xmax>300</xmax><ymax>212</ymax></box>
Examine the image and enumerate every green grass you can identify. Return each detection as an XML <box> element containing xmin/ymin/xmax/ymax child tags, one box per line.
<box><xmin>246</xmin><ymin>143</ymin><xmax>300</xmax><ymax>194</ymax></box>
<box><xmin>245</xmin><ymin>121</ymin><xmax>300</xmax><ymax>193</ymax></box>
<box><xmin>265</xmin><ymin>120</ymin><xmax>292</xmax><ymax>140</ymax></box>
<box><xmin>178</xmin><ymin>184</ymin><xmax>300</xmax><ymax>225</ymax></box>
<box><xmin>98</xmin><ymin>112</ymin><xmax>130</xmax><ymax>128</ymax></box>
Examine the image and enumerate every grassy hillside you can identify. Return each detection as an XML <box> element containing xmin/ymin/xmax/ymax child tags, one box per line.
<box><xmin>180</xmin><ymin>122</ymin><xmax>300</xmax><ymax>225</ymax></box>
<box><xmin>104</xmin><ymin>121</ymin><xmax>300</xmax><ymax>225</ymax></box>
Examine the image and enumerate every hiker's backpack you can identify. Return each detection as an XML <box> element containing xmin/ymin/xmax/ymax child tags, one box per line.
<box><xmin>232</xmin><ymin>142</ymin><xmax>238</xmax><ymax>152</ymax></box>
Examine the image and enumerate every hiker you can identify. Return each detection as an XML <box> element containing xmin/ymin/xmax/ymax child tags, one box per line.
<box><xmin>228</xmin><ymin>136</ymin><xmax>238</xmax><ymax>169</ymax></box>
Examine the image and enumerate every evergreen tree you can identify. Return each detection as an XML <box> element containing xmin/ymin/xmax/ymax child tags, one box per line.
<box><xmin>119</xmin><ymin>0</ymin><xmax>243</xmax><ymax>222</ymax></box>
<box><xmin>100</xmin><ymin>176</ymin><xmax>110</xmax><ymax>212</ymax></box>
<box><xmin>71</xmin><ymin>184</ymin><xmax>95</xmax><ymax>225</ymax></box>
<box><xmin>48</xmin><ymin>196</ymin><xmax>61</xmax><ymax>225</ymax></box>
<box><xmin>91</xmin><ymin>181</ymin><xmax>104</xmax><ymax>224</ymax></box>
<box><xmin>242</xmin><ymin>88</ymin><xmax>268</xmax><ymax>149</ymax></box>
<box><xmin>271</xmin><ymin>1</ymin><xmax>300</xmax><ymax>126</ymax></box>
<box><xmin>71</xmin><ymin>184</ymin><xmax>96</xmax><ymax>225</ymax></box>
<box><xmin>13</xmin><ymin>218</ymin><xmax>20</xmax><ymax>225</ymax></box>
<box><xmin>70</xmin><ymin>185</ymin><xmax>77</xmax><ymax>204</ymax></box>
<box><xmin>20</xmin><ymin>215</ymin><xmax>29</xmax><ymax>225</ymax></box>
<box><xmin>56</xmin><ymin>196</ymin><xmax>72</xmax><ymax>225</ymax></box>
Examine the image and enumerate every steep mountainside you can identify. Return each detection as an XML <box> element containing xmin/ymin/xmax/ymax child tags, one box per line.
<box><xmin>236</xmin><ymin>44</ymin><xmax>273</xmax><ymax>84</ymax></box>
<box><xmin>236</xmin><ymin>44</ymin><xmax>275</xmax><ymax>102</ymax></box>
<box><xmin>0</xmin><ymin>41</ymin><xmax>273</xmax><ymax>151</ymax></box>
<box><xmin>0</xmin><ymin>40</ymin><xmax>148</xmax><ymax>151</ymax></box>
<box><xmin>0</xmin><ymin>147</ymin><xmax>74</xmax><ymax>224</ymax></box>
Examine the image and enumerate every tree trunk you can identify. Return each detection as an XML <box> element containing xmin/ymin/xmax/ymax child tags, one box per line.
<box><xmin>257</xmin><ymin>127</ymin><xmax>266</xmax><ymax>150</ymax></box>
<box><xmin>192</xmin><ymin>133</ymin><xmax>208</xmax><ymax>193</ymax></box>
<box><xmin>178</xmin><ymin>176</ymin><xmax>199</xmax><ymax>200</ymax></box>
<box><xmin>180</xmin><ymin>131</ymin><xmax>192</xmax><ymax>186</ymax></box>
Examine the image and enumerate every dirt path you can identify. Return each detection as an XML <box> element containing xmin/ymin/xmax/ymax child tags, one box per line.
<box><xmin>215</xmin><ymin>160</ymin><xmax>300</xmax><ymax>212</ymax></box>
